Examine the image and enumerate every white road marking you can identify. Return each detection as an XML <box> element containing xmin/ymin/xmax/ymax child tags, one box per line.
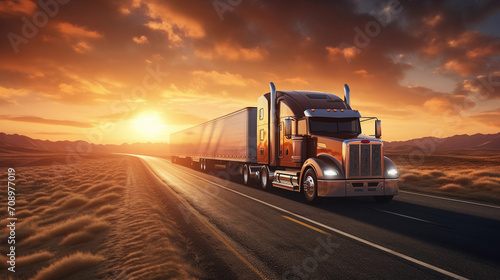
<box><xmin>400</xmin><ymin>190</ymin><xmax>500</xmax><ymax>209</ymax></box>
<box><xmin>371</xmin><ymin>208</ymin><xmax>445</xmax><ymax>227</ymax></box>
<box><xmin>137</xmin><ymin>156</ymin><xmax>469</xmax><ymax>280</ymax></box>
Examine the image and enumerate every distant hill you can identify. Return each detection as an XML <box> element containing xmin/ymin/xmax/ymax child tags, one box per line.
<box><xmin>385</xmin><ymin>132</ymin><xmax>500</xmax><ymax>152</ymax></box>
<box><xmin>0</xmin><ymin>133</ymin><xmax>169</xmax><ymax>156</ymax></box>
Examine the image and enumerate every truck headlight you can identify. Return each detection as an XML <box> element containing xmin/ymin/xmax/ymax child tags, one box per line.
<box><xmin>324</xmin><ymin>169</ymin><xmax>338</xmax><ymax>177</ymax></box>
<box><xmin>387</xmin><ymin>168</ymin><xmax>398</xmax><ymax>177</ymax></box>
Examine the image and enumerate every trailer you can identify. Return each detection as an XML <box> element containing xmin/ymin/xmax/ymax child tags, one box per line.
<box><xmin>170</xmin><ymin>82</ymin><xmax>399</xmax><ymax>203</ymax></box>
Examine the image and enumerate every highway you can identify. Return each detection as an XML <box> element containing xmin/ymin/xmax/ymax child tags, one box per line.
<box><xmin>132</xmin><ymin>155</ymin><xmax>500</xmax><ymax>279</ymax></box>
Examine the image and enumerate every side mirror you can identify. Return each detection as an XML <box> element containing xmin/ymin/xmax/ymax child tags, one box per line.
<box><xmin>284</xmin><ymin>118</ymin><xmax>293</xmax><ymax>138</ymax></box>
<box><xmin>375</xmin><ymin>120</ymin><xmax>382</xmax><ymax>139</ymax></box>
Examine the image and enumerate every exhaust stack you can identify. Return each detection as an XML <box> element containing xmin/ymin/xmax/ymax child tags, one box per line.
<box><xmin>344</xmin><ymin>84</ymin><xmax>350</xmax><ymax>106</ymax></box>
<box><xmin>269</xmin><ymin>82</ymin><xmax>278</xmax><ymax>166</ymax></box>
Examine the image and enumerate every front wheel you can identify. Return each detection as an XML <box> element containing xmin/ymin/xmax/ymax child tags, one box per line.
<box><xmin>302</xmin><ymin>169</ymin><xmax>321</xmax><ymax>203</ymax></box>
<box><xmin>373</xmin><ymin>195</ymin><xmax>394</xmax><ymax>203</ymax></box>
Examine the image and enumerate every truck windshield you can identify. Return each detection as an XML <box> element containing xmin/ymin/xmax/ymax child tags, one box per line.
<box><xmin>309</xmin><ymin>117</ymin><xmax>361</xmax><ymax>137</ymax></box>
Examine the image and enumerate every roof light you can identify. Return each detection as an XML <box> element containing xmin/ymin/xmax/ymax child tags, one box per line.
<box><xmin>327</xmin><ymin>109</ymin><xmax>331</xmax><ymax>112</ymax></box>
<box><xmin>312</xmin><ymin>109</ymin><xmax>315</xmax><ymax>112</ymax></box>
<box><xmin>333</xmin><ymin>109</ymin><xmax>337</xmax><ymax>112</ymax></box>
<box><xmin>354</xmin><ymin>109</ymin><xmax>358</xmax><ymax>112</ymax></box>
<box><xmin>341</xmin><ymin>109</ymin><xmax>344</xmax><ymax>112</ymax></box>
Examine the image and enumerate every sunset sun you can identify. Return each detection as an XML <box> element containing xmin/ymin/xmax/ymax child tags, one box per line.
<box><xmin>130</xmin><ymin>113</ymin><xmax>167</xmax><ymax>139</ymax></box>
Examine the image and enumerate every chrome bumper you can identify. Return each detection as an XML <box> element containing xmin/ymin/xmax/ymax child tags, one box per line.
<box><xmin>317</xmin><ymin>178</ymin><xmax>399</xmax><ymax>197</ymax></box>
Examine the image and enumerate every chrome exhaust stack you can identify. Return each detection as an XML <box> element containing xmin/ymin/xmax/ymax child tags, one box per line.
<box><xmin>269</xmin><ymin>82</ymin><xmax>278</xmax><ymax>166</ymax></box>
<box><xmin>344</xmin><ymin>84</ymin><xmax>350</xmax><ymax>107</ymax></box>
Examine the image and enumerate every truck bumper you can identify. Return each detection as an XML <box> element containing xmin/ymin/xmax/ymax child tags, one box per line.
<box><xmin>317</xmin><ymin>178</ymin><xmax>399</xmax><ymax>197</ymax></box>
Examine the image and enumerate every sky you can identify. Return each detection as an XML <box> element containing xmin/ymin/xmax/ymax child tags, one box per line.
<box><xmin>1</xmin><ymin>0</ymin><xmax>500</xmax><ymax>144</ymax></box>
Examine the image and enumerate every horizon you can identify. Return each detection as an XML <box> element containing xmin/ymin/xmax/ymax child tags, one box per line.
<box><xmin>1</xmin><ymin>0</ymin><xmax>500</xmax><ymax>144</ymax></box>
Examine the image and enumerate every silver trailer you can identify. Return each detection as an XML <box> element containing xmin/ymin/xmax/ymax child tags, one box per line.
<box><xmin>170</xmin><ymin>107</ymin><xmax>258</xmax><ymax>170</ymax></box>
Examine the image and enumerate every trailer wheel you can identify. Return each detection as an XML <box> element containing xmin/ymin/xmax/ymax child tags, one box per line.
<box><xmin>200</xmin><ymin>159</ymin><xmax>205</xmax><ymax>171</ymax></box>
<box><xmin>302</xmin><ymin>168</ymin><xmax>321</xmax><ymax>203</ymax></box>
<box><xmin>373</xmin><ymin>195</ymin><xmax>393</xmax><ymax>203</ymax></box>
<box><xmin>260</xmin><ymin>166</ymin><xmax>272</xmax><ymax>191</ymax></box>
<box><xmin>242</xmin><ymin>164</ymin><xmax>252</xmax><ymax>185</ymax></box>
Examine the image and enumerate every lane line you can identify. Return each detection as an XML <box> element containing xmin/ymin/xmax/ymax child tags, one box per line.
<box><xmin>282</xmin><ymin>215</ymin><xmax>329</xmax><ymax>235</ymax></box>
<box><xmin>370</xmin><ymin>208</ymin><xmax>448</xmax><ymax>228</ymax></box>
<box><xmin>400</xmin><ymin>190</ymin><xmax>500</xmax><ymax>209</ymax></box>
<box><xmin>157</xmin><ymin>161</ymin><xmax>469</xmax><ymax>280</ymax></box>
<box><xmin>138</xmin><ymin>157</ymin><xmax>267</xmax><ymax>280</ymax></box>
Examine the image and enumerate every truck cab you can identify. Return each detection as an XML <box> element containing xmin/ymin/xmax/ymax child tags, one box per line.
<box><xmin>255</xmin><ymin>83</ymin><xmax>398</xmax><ymax>203</ymax></box>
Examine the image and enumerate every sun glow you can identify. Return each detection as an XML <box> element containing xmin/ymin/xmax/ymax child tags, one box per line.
<box><xmin>130</xmin><ymin>113</ymin><xmax>167</xmax><ymax>139</ymax></box>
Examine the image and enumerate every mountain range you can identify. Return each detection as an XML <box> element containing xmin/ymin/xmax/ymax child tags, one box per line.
<box><xmin>1</xmin><ymin>132</ymin><xmax>499</xmax><ymax>157</ymax></box>
<box><xmin>0</xmin><ymin>132</ymin><xmax>170</xmax><ymax>156</ymax></box>
<box><xmin>384</xmin><ymin>132</ymin><xmax>500</xmax><ymax>152</ymax></box>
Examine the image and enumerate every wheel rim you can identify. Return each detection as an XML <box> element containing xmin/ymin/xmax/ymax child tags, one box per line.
<box><xmin>304</xmin><ymin>175</ymin><xmax>315</xmax><ymax>197</ymax></box>
<box><xmin>243</xmin><ymin>168</ymin><xmax>249</xmax><ymax>183</ymax></box>
<box><xmin>261</xmin><ymin>170</ymin><xmax>267</xmax><ymax>187</ymax></box>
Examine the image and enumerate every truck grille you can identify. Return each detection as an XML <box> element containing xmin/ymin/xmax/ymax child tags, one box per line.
<box><xmin>347</xmin><ymin>143</ymin><xmax>382</xmax><ymax>178</ymax></box>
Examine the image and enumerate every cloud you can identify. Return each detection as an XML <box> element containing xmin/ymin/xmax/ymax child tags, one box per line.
<box><xmin>196</xmin><ymin>42</ymin><xmax>267</xmax><ymax>61</ymax></box>
<box><xmin>470</xmin><ymin>109</ymin><xmax>500</xmax><ymax>128</ymax></box>
<box><xmin>57</xmin><ymin>22</ymin><xmax>103</xmax><ymax>38</ymax></box>
<box><xmin>284</xmin><ymin>77</ymin><xmax>309</xmax><ymax>86</ymax></box>
<box><xmin>0</xmin><ymin>0</ymin><xmax>36</xmax><ymax>16</ymax></box>
<box><xmin>144</xmin><ymin>1</ymin><xmax>205</xmax><ymax>43</ymax></box>
<box><xmin>191</xmin><ymin>70</ymin><xmax>257</xmax><ymax>86</ymax></box>
<box><xmin>133</xmin><ymin>35</ymin><xmax>148</xmax><ymax>44</ymax></box>
<box><xmin>0</xmin><ymin>115</ymin><xmax>92</xmax><ymax>128</ymax></box>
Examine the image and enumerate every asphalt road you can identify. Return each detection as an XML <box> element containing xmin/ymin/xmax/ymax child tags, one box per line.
<box><xmin>132</xmin><ymin>155</ymin><xmax>500</xmax><ymax>280</ymax></box>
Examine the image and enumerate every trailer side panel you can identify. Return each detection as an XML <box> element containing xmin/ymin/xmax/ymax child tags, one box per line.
<box><xmin>170</xmin><ymin>107</ymin><xmax>257</xmax><ymax>163</ymax></box>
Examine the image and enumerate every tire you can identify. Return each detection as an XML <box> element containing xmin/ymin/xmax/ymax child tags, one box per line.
<box><xmin>373</xmin><ymin>195</ymin><xmax>394</xmax><ymax>203</ymax></box>
<box><xmin>260</xmin><ymin>166</ymin><xmax>272</xmax><ymax>191</ymax></box>
<box><xmin>242</xmin><ymin>164</ymin><xmax>252</xmax><ymax>185</ymax></box>
<box><xmin>302</xmin><ymin>168</ymin><xmax>321</xmax><ymax>203</ymax></box>
<box><xmin>200</xmin><ymin>159</ymin><xmax>205</xmax><ymax>171</ymax></box>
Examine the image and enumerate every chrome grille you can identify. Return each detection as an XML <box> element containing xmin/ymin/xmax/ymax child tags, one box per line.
<box><xmin>347</xmin><ymin>143</ymin><xmax>382</xmax><ymax>178</ymax></box>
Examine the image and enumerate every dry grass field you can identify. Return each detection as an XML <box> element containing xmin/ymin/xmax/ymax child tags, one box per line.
<box><xmin>388</xmin><ymin>150</ymin><xmax>500</xmax><ymax>205</ymax></box>
<box><xmin>0</xmin><ymin>154</ymin><xmax>200</xmax><ymax>280</ymax></box>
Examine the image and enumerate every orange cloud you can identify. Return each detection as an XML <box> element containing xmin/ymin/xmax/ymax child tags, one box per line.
<box><xmin>191</xmin><ymin>70</ymin><xmax>257</xmax><ymax>87</ymax></box>
<box><xmin>133</xmin><ymin>35</ymin><xmax>149</xmax><ymax>44</ymax></box>
<box><xmin>0</xmin><ymin>0</ymin><xmax>36</xmax><ymax>16</ymax></box>
<box><xmin>145</xmin><ymin>2</ymin><xmax>205</xmax><ymax>43</ymax></box>
<box><xmin>0</xmin><ymin>115</ymin><xmax>92</xmax><ymax>128</ymax></box>
<box><xmin>57</xmin><ymin>22</ymin><xmax>103</xmax><ymax>38</ymax></box>
<box><xmin>196</xmin><ymin>43</ymin><xmax>267</xmax><ymax>61</ymax></box>
<box><xmin>326</xmin><ymin>46</ymin><xmax>358</xmax><ymax>61</ymax></box>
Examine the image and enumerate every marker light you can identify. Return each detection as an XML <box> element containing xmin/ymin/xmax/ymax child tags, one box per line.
<box><xmin>312</xmin><ymin>109</ymin><xmax>315</xmax><ymax>112</ymax></box>
<box><xmin>334</xmin><ymin>109</ymin><xmax>337</xmax><ymax>112</ymax></box>
<box><xmin>341</xmin><ymin>109</ymin><xmax>344</xmax><ymax>112</ymax></box>
<box><xmin>327</xmin><ymin>109</ymin><xmax>331</xmax><ymax>112</ymax></box>
<box><xmin>324</xmin><ymin>170</ymin><xmax>338</xmax><ymax>177</ymax></box>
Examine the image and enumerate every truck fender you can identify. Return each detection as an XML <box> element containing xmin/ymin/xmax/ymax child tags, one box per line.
<box><xmin>299</xmin><ymin>156</ymin><xmax>344</xmax><ymax>191</ymax></box>
<box><xmin>383</xmin><ymin>156</ymin><xmax>398</xmax><ymax>178</ymax></box>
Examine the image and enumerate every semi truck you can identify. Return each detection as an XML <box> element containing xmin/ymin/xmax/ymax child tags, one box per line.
<box><xmin>170</xmin><ymin>82</ymin><xmax>399</xmax><ymax>203</ymax></box>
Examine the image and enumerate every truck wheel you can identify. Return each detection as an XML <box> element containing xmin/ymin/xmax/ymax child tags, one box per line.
<box><xmin>242</xmin><ymin>164</ymin><xmax>252</xmax><ymax>185</ymax></box>
<box><xmin>302</xmin><ymin>169</ymin><xmax>321</xmax><ymax>203</ymax></box>
<box><xmin>260</xmin><ymin>166</ymin><xmax>272</xmax><ymax>191</ymax></box>
<box><xmin>373</xmin><ymin>195</ymin><xmax>393</xmax><ymax>203</ymax></box>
